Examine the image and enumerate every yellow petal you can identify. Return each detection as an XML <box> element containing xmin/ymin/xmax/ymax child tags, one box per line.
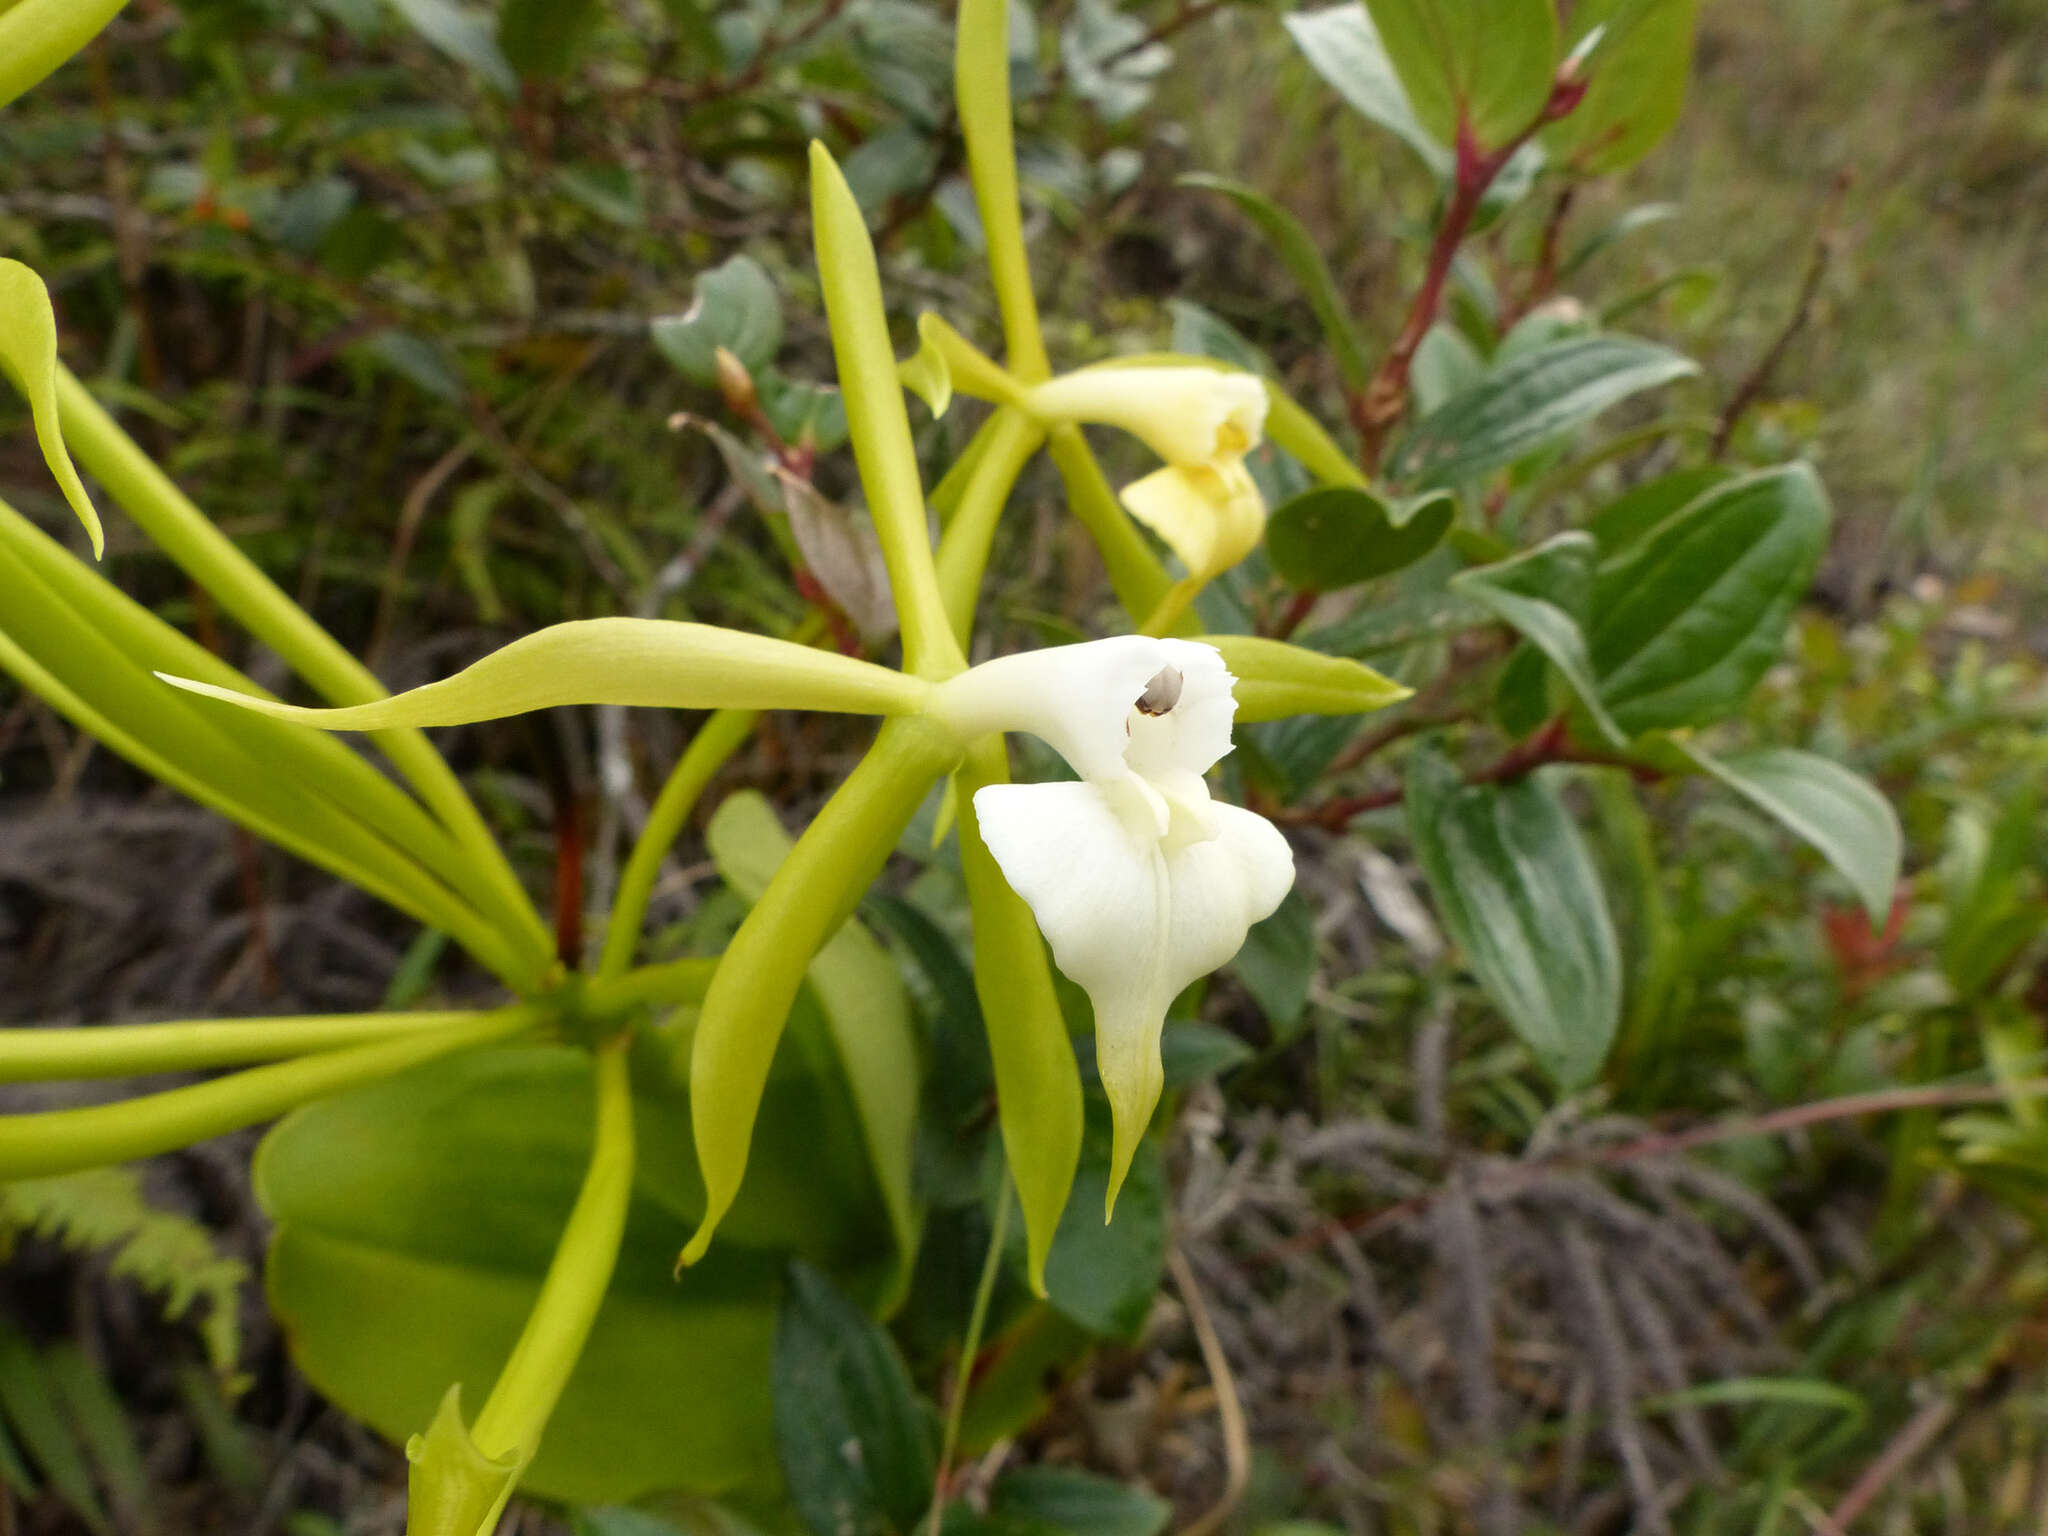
<box><xmin>1118</xmin><ymin>458</ymin><xmax>1265</xmax><ymax>580</ymax></box>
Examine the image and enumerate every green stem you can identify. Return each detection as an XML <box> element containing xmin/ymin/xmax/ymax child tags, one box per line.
<box><xmin>928</xmin><ymin>1169</ymin><xmax>1013</xmax><ymax>1536</ymax></box>
<box><xmin>469</xmin><ymin>1038</ymin><xmax>636</xmax><ymax>1460</ymax></box>
<box><xmin>0</xmin><ymin>1006</ymin><xmax>542</xmax><ymax>1180</ymax></box>
<box><xmin>0</xmin><ymin>1009</ymin><xmax>517</xmax><ymax>1083</ymax></box>
<box><xmin>956</xmin><ymin>0</ymin><xmax>1050</xmax><ymax>382</ymax></box>
<box><xmin>52</xmin><ymin>368</ymin><xmax>551</xmax><ymax>972</ymax></box>
<box><xmin>0</xmin><ymin>0</ymin><xmax>127</xmax><ymax>108</ymax></box>
<box><xmin>598</xmin><ymin>709</ymin><xmax>759</xmax><ymax>980</ymax></box>
<box><xmin>934</xmin><ymin>408</ymin><xmax>1044</xmax><ymax>644</ymax></box>
<box><xmin>585</xmin><ymin>956</ymin><xmax>721</xmax><ymax>1016</ymax></box>
<box><xmin>1043</xmin><ymin>425</ymin><xmax>1172</xmax><ymax>622</ymax></box>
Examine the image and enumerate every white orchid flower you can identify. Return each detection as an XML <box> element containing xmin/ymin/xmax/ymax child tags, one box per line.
<box><xmin>933</xmin><ymin>635</ymin><xmax>1294</xmax><ymax>1208</ymax></box>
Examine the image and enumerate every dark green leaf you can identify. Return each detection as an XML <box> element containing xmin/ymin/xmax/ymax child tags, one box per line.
<box><xmin>41</xmin><ymin>1345</ymin><xmax>150</xmax><ymax>1531</ymax></box>
<box><xmin>1406</xmin><ymin>748</ymin><xmax>1621</xmax><ymax>1088</ymax></box>
<box><xmin>385</xmin><ymin>0</ymin><xmax>515</xmax><ymax>91</ymax></box>
<box><xmin>1681</xmin><ymin>745</ymin><xmax>1901</xmax><ymax>927</ymax></box>
<box><xmin>1363</xmin><ymin>0</ymin><xmax>1557</xmax><ymax>150</ymax></box>
<box><xmin>1559</xmin><ymin>201</ymin><xmax>1680</xmax><ymax>280</ymax></box>
<box><xmin>1583</xmin><ymin>464</ymin><xmax>1731</xmax><ymax>554</ymax></box>
<box><xmin>1231</xmin><ymin>888</ymin><xmax>1317</xmax><ymax>1032</ymax></box>
<box><xmin>1265</xmin><ymin>485</ymin><xmax>1456</xmax><ymax>589</ymax></box>
<box><xmin>1450</xmin><ymin>532</ymin><xmax>1626</xmax><ymax>746</ymax></box>
<box><xmin>773</xmin><ymin>1263</ymin><xmax>937</xmax><ymax>1536</ymax></box>
<box><xmin>1588</xmin><ymin>464</ymin><xmax>1830</xmax><ymax>733</ymax></box>
<box><xmin>1159</xmin><ymin>1021</ymin><xmax>1255</xmax><ymax>1087</ymax></box>
<box><xmin>0</xmin><ymin>1324</ymin><xmax>111</xmax><ymax>1535</ymax></box>
<box><xmin>1180</xmin><ymin>175</ymin><xmax>1370</xmax><ymax>387</ymax></box>
<box><xmin>1390</xmin><ymin>335</ymin><xmax>1699</xmax><ymax>488</ymax></box>
<box><xmin>988</xmin><ymin>1468</ymin><xmax>1170</xmax><ymax>1536</ymax></box>
<box><xmin>1410</xmin><ymin>322</ymin><xmax>1485</xmax><ymax>415</ymax></box>
<box><xmin>498</xmin><ymin>0</ymin><xmax>603</xmax><ymax>78</ymax></box>
<box><xmin>651</xmin><ymin>255</ymin><xmax>784</xmax><ymax>384</ymax></box>
<box><xmin>1040</xmin><ymin>1138</ymin><xmax>1166</xmax><ymax>1341</ymax></box>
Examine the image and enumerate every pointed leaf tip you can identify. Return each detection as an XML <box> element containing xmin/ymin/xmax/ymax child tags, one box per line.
<box><xmin>0</xmin><ymin>260</ymin><xmax>104</xmax><ymax>558</ymax></box>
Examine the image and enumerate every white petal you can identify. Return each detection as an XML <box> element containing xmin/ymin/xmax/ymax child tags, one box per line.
<box><xmin>1124</xmin><ymin>640</ymin><xmax>1238</xmax><ymax>784</ymax></box>
<box><xmin>1025</xmin><ymin>368</ymin><xmax>1267</xmax><ymax>468</ymax></box>
<box><xmin>1162</xmin><ymin>803</ymin><xmax>1295</xmax><ymax>989</ymax></box>
<box><xmin>934</xmin><ymin>636</ymin><xmax>1170</xmax><ymax>784</ymax></box>
<box><xmin>974</xmin><ymin>781</ymin><xmax>1177</xmax><ymax>1205</ymax></box>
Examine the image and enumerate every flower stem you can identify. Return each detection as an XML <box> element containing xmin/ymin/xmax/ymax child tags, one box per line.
<box><xmin>0</xmin><ymin>1005</ymin><xmax>542</xmax><ymax>1180</ymax></box>
<box><xmin>927</xmin><ymin>1169</ymin><xmax>1013</xmax><ymax>1536</ymax></box>
<box><xmin>956</xmin><ymin>0</ymin><xmax>1050</xmax><ymax>382</ymax></box>
<box><xmin>598</xmin><ymin>708</ymin><xmax>760</xmax><ymax>980</ymax></box>
<box><xmin>935</xmin><ymin>408</ymin><xmax>1045</xmax><ymax>644</ymax></box>
<box><xmin>469</xmin><ymin>1038</ymin><xmax>636</xmax><ymax>1461</ymax></box>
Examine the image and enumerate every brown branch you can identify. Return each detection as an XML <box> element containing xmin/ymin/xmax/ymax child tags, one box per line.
<box><xmin>1503</xmin><ymin>184</ymin><xmax>1576</xmax><ymax>329</ymax></box>
<box><xmin>1710</xmin><ymin>168</ymin><xmax>1853</xmax><ymax>459</ymax></box>
<box><xmin>1354</xmin><ymin>73</ymin><xmax>1590</xmax><ymax>473</ymax></box>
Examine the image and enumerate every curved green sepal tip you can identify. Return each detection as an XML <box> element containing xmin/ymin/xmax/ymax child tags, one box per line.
<box><xmin>0</xmin><ymin>260</ymin><xmax>103</xmax><ymax>558</ymax></box>
<box><xmin>158</xmin><ymin>617</ymin><xmax>930</xmax><ymax>729</ymax></box>
<box><xmin>898</xmin><ymin>316</ymin><xmax>954</xmax><ymax>419</ymax></box>
<box><xmin>1204</xmin><ymin>634</ymin><xmax>1412</xmax><ymax>721</ymax></box>
<box><xmin>404</xmin><ymin>1384</ymin><xmax>531</xmax><ymax>1536</ymax></box>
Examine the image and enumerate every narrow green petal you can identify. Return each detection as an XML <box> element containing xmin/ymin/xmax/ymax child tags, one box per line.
<box><xmin>956</xmin><ymin>0</ymin><xmax>1050</xmax><ymax>380</ymax></box>
<box><xmin>404</xmin><ymin>1385</ymin><xmax>528</xmax><ymax>1536</ymax></box>
<box><xmin>955</xmin><ymin>737</ymin><xmax>1082</xmax><ymax>1295</ymax></box>
<box><xmin>159</xmin><ymin>617</ymin><xmax>929</xmax><ymax>729</ymax></box>
<box><xmin>0</xmin><ymin>0</ymin><xmax>129</xmax><ymax>112</ymax></box>
<box><xmin>0</xmin><ymin>260</ymin><xmax>103</xmax><ymax>556</ymax></box>
<box><xmin>808</xmin><ymin>144</ymin><xmax>964</xmax><ymax>680</ymax></box>
<box><xmin>680</xmin><ymin>716</ymin><xmax>959</xmax><ymax>1266</ymax></box>
<box><xmin>1202</xmin><ymin>634</ymin><xmax>1412</xmax><ymax>721</ymax></box>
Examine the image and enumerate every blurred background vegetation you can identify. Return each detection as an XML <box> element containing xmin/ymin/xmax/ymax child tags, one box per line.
<box><xmin>2</xmin><ymin>0</ymin><xmax>2046</xmax><ymax>1531</ymax></box>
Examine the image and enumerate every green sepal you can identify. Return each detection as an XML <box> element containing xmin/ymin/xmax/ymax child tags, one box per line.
<box><xmin>0</xmin><ymin>260</ymin><xmax>103</xmax><ymax>557</ymax></box>
<box><xmin>1202</xmin><ymin>634</ymin><xmax>1411</xmax><ymax>721</ymax></box>
<box><xmin>404</xmin><ymin>1385</ymin><xmax>529</xmax><ymax>1536</ymax></box>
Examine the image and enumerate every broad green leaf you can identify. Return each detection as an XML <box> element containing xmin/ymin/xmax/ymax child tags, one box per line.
<box><xmin>256</xmin><ymin>1042</ymin><xmax>905</xmax><ymax>1505</ymax></box>
<box><xmin>1037</xmin><ymin>1136</ymin><xmax>1166</xmax><ymax>1341</ymax></box>
<box><xmin>988</xmin><ymin>1467</ymin><xmax>1171</xmax><ymax>1536</ymax></box>
<box><xmin>1543</xmin><ymin>0</ymin><xmax>1699</xmax><ymax>174</ymax></box>
<box><xmin>1559</xmin><ymin>200</ymin><xmax>1680</xmax><ymax>280</ymax></box>
<box><xmin>384</xmin><ymin>0</ymin><xmax>516</xmax><ymax>92</ymax></box>
<box><xmin>1284</xmin><ymin>5</ymin><xmax>1542</xmax><ymax>206</ymax></box>
<box><xmin>1179</xmin><ymin>175</ymin><xmax>1370</xmax><ymax>388</ymax></box>
<box><xmin>0</xmin><ymin>259</ymin><xmax>103</xmax><ymax>556</ymax></box>
<box><xmin>1449</xmin><ymin>532</ymin><xmax>1627</xmax><ymax>746</ymax></box>
<box><xmin>707</xmin><ymin>791</ymin><xmax>922</xmax><ymax>1308</ymax></box>
<box><xmin>772</xmin><ymin>1263</ymin><xmax>936</xmax><ymax>1536</ymax></box>
<box><xmin>1681</xmin><ymin>745</ymin><xmax>1901</xmax><ymax>928</ymax></box>
<box><xmin>1410</xmin><ymin>322</ymin><xmax>1485</xmax><ymax>415</ymax></box>
<box><xmin>1264</xmin><ymin>485</ymin><xmax>1456</xmax><ymax>588</ymax></box>
<box><xmin>1363</xmin><ymin>0</ymin><xmax>1558</xmax><ymax>150</ymax></box>
<box><xmin>1406</xmin><ymin>748</ymin><xmax>1621</xmax><ymax>1088</ymax></box>
<box><xmin>1159</xmin><ymin>1021</ymin><xmax>1255</xmax><ymax>1087</ymax></box>
<box><xmin>498</xmin><ymin>0</ymin><xmax>603</xmax><ymax>78</ymax></box>
<box><xmin>0</xmin><ymin>1324</ymin><xmax>111</xmax><ymax>1536</ymax></box>
<box><xmin>1202</xmin><ymin>633</ymin><xmax>1411</xmax><ymax>721</ymax></box>
<box><xmin>1389</xmin><ymin>335</ymin><xmax>1699</xmax><ymax>488</ymax></box>
<box><xmin>1232</xmin><ymin>889</ymin><xmax>1317</xmax><ymax>1032</ymax></box>
<box><xmin>651</xmin><ymin>256</ymin><xmax>784</xmax><ymax>385</ymax></box>
<box><xmin>1583</xmin><ymin>463</ymin><xmax>1731</xmax><ymax>554</ymax></box>
<box><xmin>1588</xmin><ymin>464</ymin><xmax>1829</xmax><ymax>734</ymax></box>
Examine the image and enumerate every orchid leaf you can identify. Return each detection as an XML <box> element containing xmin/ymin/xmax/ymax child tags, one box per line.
<box><xmin>0</xmin><ymin>260</ymin><xmax>103</xmax><ymax>556</ymax></box>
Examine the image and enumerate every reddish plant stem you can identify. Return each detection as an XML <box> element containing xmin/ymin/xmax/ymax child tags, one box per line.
<box><xmin>553</xmin><ymin>787</ymin><xmax>585</xmax><ymax>971</ymax></box>
<box><xmin>1269</xmin><ymin>587</ymin><xmax>1321</xmax><ymax>641</ymax></box>
<box><xmin>1354</xmin><ymin>76</ymin><xmax>1588</xmax><ymax>473</ymax></box>
<box><xmin>1503</xmin><ymin>184</ymin><xmax>1576</xmax><ymax>329</ymax></box>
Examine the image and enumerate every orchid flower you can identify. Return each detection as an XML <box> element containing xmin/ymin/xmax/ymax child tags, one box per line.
<box><xmin>932</xmin><ymin>635</ymin><xmax>1291</xmax><ymax>1203</ymax></box>
<box><xmin>903</xmin><ymin>316</ymin><xmax>1271</xmax><ymax>599</ymax></box>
